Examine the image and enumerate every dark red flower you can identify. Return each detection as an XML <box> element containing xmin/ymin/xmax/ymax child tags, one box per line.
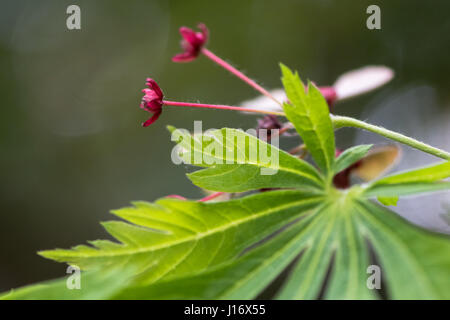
<box><xmin>140</xmin><ymin>78</ymin><xmax>164</xmax><ymax>127</ymax></box>
<box><xmin>257</xmin><ymin>115</ymin><xmax>282</xmax><ymax>141</ymax></box>
<box><xmin>333</xmin><ymin>148</ymin><xmax>362</xmax><ymax>189</ymax></box>
<box><xmin>257</xmin><ymin>115</ymin><xmax>282</xmax><ymax>131</ymax></box>
<box><xmin>172</xmin><ymin>23</ymin><xmax>209</xmax><ymax>63</ymax></box>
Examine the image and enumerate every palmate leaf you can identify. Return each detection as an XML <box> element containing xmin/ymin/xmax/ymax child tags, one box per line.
<box><xmin>106</xmin><ymin>194</ymin><xmax>450</xmax><ymax>300</ymax></box>
<box><xmin>112</xmin><ymin>203</ymin><xmax>328</xmax><ymax>300</ymax></box>
<box><xmin>6</xmin><ymin>189</ymin><xmax>450</xmax><ymax>300</ymax></box>
<box><xmin>37</xmin><ymin>190</ymin><xmax>323</xmax><ymax>286</ymax></box>
<box><xmin>3</xmin><ymin>65</ymin><xmax>450</xmax><ymax>300</ymax></box>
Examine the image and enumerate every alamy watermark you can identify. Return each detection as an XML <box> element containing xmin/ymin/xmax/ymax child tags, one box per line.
<box><xmin>366</xmin><ymin>5</ymin><xmax>381</xmax><ymax>30</ymax></box>
<box><xmin>366</xmin><ymin>264</ymin><xmax>381</xmax><ymax>289</ymax></box>
<box><xmin>66</xmin><ymin>265</ymin><xmax>81</xmax><ymax>290</ymax></box>
<box><xmin>66</xmin><ymin>5</ymin><xmax>81</xmax><ymax>30</ymax></box>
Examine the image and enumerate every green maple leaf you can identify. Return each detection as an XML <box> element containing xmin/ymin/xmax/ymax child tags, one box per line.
<box><xmin>3</xmin><ymin>65</ymin><xmax>450</xmax><ymax>300</ymax></box>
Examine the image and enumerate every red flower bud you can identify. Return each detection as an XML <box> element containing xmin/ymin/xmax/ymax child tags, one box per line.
<box><xmin>140</xmin><ymin>78</ymin><xmax>164</xmax><ymax>127</ymax></box>
<box><xmin>172</xmin><ymin>23</ymin><xmax>208</xmax><ymax>63</ymax></box>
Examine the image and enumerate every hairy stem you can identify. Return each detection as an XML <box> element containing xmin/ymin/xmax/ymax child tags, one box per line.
<box><xmin>332</xmin><ymin>115</ymin><xmax>450</xmax><ymax>160</ymax></box>
<box><xmin>163</xmin><ymin>100</ymin><xmax>285</xmax><ymax>116</ymax></box>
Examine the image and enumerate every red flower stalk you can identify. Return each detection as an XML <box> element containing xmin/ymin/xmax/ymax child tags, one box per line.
<box><xmin>139</xmin><ymin>79</ymin><xmax>284</xmax><ymax>127</ymax></box>
<box><xmin>172</xmin><ymin>23</ymin><xmax>281</xmax><ymax>105</ymax></box>
<box><xmin>164</xmin><ymin>192</ymin><xmax>226</xmax><ymax>202</ymax></box>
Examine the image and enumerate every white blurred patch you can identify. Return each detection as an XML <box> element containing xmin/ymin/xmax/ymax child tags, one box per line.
<box><xmin>334</xmin><ymin>66</ymin><xmax>394</xmax><ymax>100</ymax></box>
<box><xmin>239</xmin><ymin>89</ymin><xmax>285</xmax><ymax>113</ymax></box>
<box><xmin>238</xmin><ymin>66</ymin><xmax>394</xmax><ymax>112</ymax></box>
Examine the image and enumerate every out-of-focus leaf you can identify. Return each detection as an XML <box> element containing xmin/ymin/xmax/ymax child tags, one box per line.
<box><xmin>365</xmin><ymin>161</ymin><xmax>450</xmax><ymax>197</ymax></box>
<box><xmin>356</xmin><ymin>200</ymin><xmax>450</xmax><ymax>299</ymax></box>
<box><xmin>373</xmin><ymin>161</ymin><xmax>450</xmax><ymax>184</ymax></box>
<box><xmin>377</xmin><ymin>196</ymin><xmax>399</xmax><ymax>206</ymax></box>
<box><xmin>354</xmin><ymin>145</ymin><xmax>400</xmax><ymax>181</ymax></box>
<box><xmin>0</xmin><ymin>267</ymin><xmax>135</xmax><ymax>300</ymax></box>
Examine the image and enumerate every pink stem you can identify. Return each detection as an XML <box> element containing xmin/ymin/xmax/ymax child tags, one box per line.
<box><xmin>163</xmin><ymin>100</ymin><xmax>285</xmax><ymax>116</ymax></box>
<box><xmin>198</xmin><ymin>192</ymin><xmax>225</xmax><ymax>202</ymax></box>
<box><xmin>165</xmin><ymin>194</ymin><xmax>187</xmax><ymax>200</ymax></box>
<box><xmin>201</xmin><ymin>48</ymin><xmax>281</xmax><ymax>105</ymax></box>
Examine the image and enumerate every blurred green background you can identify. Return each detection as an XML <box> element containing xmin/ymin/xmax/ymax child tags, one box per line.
<box><xmin>1</xmin><ymin>0</ymin><xmax>449</xmax><ymax>291</ymax></box>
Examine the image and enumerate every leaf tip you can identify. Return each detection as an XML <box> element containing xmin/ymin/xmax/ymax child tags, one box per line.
<box><xmin>378</xmin><ymin>196</ymin><xmax>399</xmax><ymax>206</ymax></box>
<box><xmin>167</xmin><ymin>125</ymin><xmax>176</xmax><ymax>133</ymax></box>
